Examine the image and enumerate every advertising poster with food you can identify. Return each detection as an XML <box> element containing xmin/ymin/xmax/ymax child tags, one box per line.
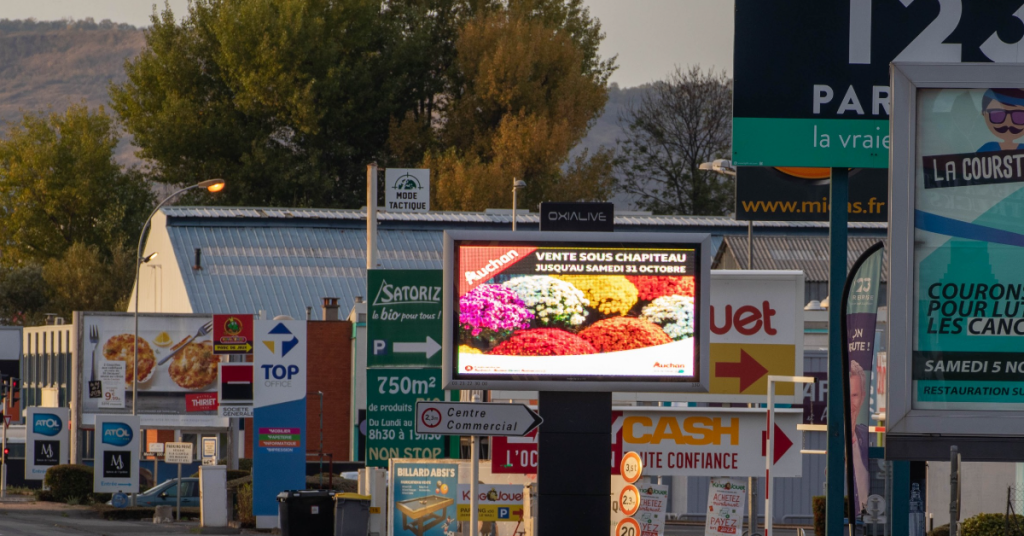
<box><xmin>454</xmin><ymin>243</ymin><xmax>698</xmax><ymax>380</ymax></box>
<box><xmin>80</xmin><ymin>313</ymin><xmax>225</xmax><ymax>428</ymax></box>
<box><xmin>914</xmin><ymin>88</ymin><xmax>1024</xmax><ymax>410</ymax></box>
<box><xmin>389</xmin><ymin>460</ymin><xmax>459</xmax><ymax>536</ymax></box>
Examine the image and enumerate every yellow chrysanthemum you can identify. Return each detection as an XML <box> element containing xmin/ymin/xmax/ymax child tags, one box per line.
<box><xmin>459</xmin><ymin>344</ymin><xmax>483</xmax><ymax>354</ymax></box>
<box><xmin>553</xmin><ymin>275</ymin><xmax>638</xmax><ymax>316</ymax></box>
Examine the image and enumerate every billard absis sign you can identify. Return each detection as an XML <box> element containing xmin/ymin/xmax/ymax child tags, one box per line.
<box><xmin>442</xmin><ymin>231</ymin><xmax>711</xmax><ymax>392</ymax></box>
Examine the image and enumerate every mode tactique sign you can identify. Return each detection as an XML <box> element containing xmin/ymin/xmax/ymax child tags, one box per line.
<box><xmin>384</xmin><ymin>168</ymin><xmax>430</xmax><ymax>213</ymax></box>
<box><xmin>733</xmin><ymin>0</ymin><xmax>1024</xmax><ymax>168</ymax></box>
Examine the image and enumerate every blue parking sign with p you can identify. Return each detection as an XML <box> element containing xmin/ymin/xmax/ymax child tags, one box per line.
<box><xmin>498</xmin><ymin>507</ymin><xmax>510</xmax><ymax>519</ymax></box>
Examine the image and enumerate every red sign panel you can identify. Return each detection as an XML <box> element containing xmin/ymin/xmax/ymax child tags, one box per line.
<box><xmin>185</xmin><ymin>393</ymin><xmax>219</xmax><ymax>412</ymax></box>
<box><xmin>212</xmin><ymin>314</ymin><xmax>254</xmax><ymax>355</ymax></box>
<box><xmin>491</xmin><ymin>410</ymin><xmax>624</xmax><ymax>475</ymax></box>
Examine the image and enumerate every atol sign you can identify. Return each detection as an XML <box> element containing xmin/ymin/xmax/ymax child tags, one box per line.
<box><xmin>253</xmin><ymin>320</ymin><xmax>307</xmax><ymax>529</ymax></box>
<box><xmin>93</xmin><ymin>415</ymin><xmax>140</xmax><ymax>493</ymax></box>
<box><xmin>213</xmin><ymin>314</ymin><xmax>254</xmax><ymax>355</ymax></box>
<box><xmin>618</xmin><ymin>408</ymin><xmax>802</xmax><ymax>478</ymax></box>
<box><xmin>25</xmin><ymin>407</ymin><xmax>69</xmax><ymax>480</ymax></box>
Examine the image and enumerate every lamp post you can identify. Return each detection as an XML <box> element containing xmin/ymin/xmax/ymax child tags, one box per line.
<box><xmin>511</xmin><ymin>179</ymin><xmax>526</xmax><ymax>231</ymax></box>
<box><xmin>132</xmin><ymin>179</ymin><xmax>225</xmax><ymax>416</ymax></box>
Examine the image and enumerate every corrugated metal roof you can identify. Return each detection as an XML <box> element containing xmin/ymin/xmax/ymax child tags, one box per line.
<box><xmin>169</xmin><ymin>226</ymin><xmax>442</xmax><ymax>319</ymax></box>
<box><xmin>718</xmin><ymin>236</ymin><xmax>888</xmax><ymax>282</ymax></box>
<box><xmin>161</xmin><ymin>206</ymin><xmax>888</xmax><ymax>230</ymax></box>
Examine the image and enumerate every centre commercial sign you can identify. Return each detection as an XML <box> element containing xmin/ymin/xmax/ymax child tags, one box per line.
<box><xmin>733</xmin><ymin>0</ymin><xmax>1024</xmax><ymax>168</ymax></box>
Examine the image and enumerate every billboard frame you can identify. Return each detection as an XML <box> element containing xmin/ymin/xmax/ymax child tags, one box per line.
<box><xmin>442</xmin><ymin>230</ymin><xmax>711</xmax><ymax>393</ymax></box>
<box><xmin>888</xmin><ymin>62</ymin><xmax>1024</xmax><ymax>460</ymax></box>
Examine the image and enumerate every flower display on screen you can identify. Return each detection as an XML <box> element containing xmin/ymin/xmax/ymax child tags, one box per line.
<box><xmin>554</xmin><ymin>275</ymin><xmax>638</xmax><ymax>316</ymax></box>
<box><xmin>459</xmin><ymin>284</ymin><xmax>534</xmax><ymax>345</ymax></box>
<box><xmin>489</xmin><ymin>328</ymin><xmax>597</xmax><ymax>356</ymax></box>
<box><xmin>459</xmin><ymin>345</ymin><xmax>483</xmax><ymax>354</ymax></box>
<box><xmin>641</xmin><ymin>296</ymin><xmax>696</xmax><ymax>341</ymax></box>
<box><xmin>501</xmin><ymin>276</ymin><xmax>589</xmax><ymax>328</ymax></box>
<box><xmin>578</xmin><ymin>317</ymin><xmax>671</xmax><ymax>352</ymax></box>
<box><xmin>625</xmin><ymin>275</ymin><xmax>695</xmax><ymax>301</ymax></box>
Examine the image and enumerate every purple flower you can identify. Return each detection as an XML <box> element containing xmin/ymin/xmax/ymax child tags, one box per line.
<box><xmin>459</xmin><ymin>285</ymin><xmax>534</xmax><ymax>345</ymax></box>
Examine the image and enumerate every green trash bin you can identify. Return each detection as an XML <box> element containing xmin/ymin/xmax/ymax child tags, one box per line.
<box><xmin>334</xmin><ymin>493</ymin><xmax>371</xmax><ymax>536</ymax></box>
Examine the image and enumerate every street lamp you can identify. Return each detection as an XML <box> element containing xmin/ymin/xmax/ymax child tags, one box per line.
<box><xmin>132</xmin><ymin>179</ymin><xmax>225</xmax><ymax>415</ymax></box>
<box><xmin>511</xmin><ymin>179</ymin><xmax>526</xmax><ymax>231</ymax></box>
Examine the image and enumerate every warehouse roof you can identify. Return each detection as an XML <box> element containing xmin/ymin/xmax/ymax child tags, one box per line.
<box><xmin>715</xmin><ymin>236</ymin><xmax>889</xmax><ymax>283</ymax></box>
<box><xmin>130</xmin><ymin>206</ymin><xmax>887</xmax><ymax>318</ymax></box>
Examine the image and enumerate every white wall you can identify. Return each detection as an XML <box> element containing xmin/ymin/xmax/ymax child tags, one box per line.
<box><xmin>927</xmin><ymin>461</ymin><xmax>1017</xmax><ymax>528</ymax></box>
<box><xmin>127</xmin><ymin>211</ymin><xmax>193</xmax><ymax>314</ymax></box>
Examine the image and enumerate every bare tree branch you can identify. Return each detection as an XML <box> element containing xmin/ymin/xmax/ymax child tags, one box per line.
<box><xmin>614</xmin><ymin>65</ymin><xmax>733</xmax><ymax>215</ymax></box>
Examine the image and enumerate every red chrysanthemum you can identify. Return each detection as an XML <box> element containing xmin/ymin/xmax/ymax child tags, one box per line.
<box><xmin>578</xmin><ymin>317</ymin><xmax>671</xmax><ymax>352</ymax></box>
<box><xmin>625</xmin><ymin>276</ymin><xmax>695</xmax><ymax>301</ymax></box>
<box><xmin>489</xmin><ymin>328</ymin><xmax>597</xmax><ymax>356</ymax></box>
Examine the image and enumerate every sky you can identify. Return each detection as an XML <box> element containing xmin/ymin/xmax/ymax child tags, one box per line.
<box><xmin>3</xmin><ymin>0</ymin><xmax>735</xmax><ymax>87</ymax></box>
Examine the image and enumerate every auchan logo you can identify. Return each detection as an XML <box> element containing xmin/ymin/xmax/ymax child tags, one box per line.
<box><xmin>710</xmin><ymin>301</ymin><xmax>777</xmax><ymax>336</ymax></box>
<box><xmin>624</xmin><ymin>416</ymin><xmax>739</xmax><ymax>446</ymax></box>
<box><xmin>653</xmin><ymin>362</ymin><xmax>685</xmax><ymax>369</ymax></box>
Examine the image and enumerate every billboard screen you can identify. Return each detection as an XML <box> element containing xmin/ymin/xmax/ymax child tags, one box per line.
<box><xmin>442</xmin><ymin>231</ymin><xmax>711</xmax><ymax>392</ymax></box>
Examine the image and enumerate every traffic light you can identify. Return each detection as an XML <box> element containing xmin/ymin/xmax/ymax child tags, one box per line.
<box><xmin>9</xmin><ymin>377</ymin><xmax>19</xmax><ymax>402</ymax></box>
<box><xmin>1</xmin><ymin>446</ymin><xmax>8</xmax><ymax>464</ymax></box>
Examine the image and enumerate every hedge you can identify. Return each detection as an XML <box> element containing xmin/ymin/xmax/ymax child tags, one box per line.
<box><xmin>43</xmin><ymin>465</ymin><xmax>94</xmax><ymax>502</ymax></box>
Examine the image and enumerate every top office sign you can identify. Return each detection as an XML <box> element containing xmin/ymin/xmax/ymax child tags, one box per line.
<box><xmin>733</xmin><ymin>0</ymin><xmax>1024</xmax><ymax>168</ymax></box>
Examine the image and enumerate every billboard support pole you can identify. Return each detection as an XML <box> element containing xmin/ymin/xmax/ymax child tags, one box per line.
<box><xmin>367</xmin><ymin>163</ymin><xmax>379</xmax><ymax>270</ymax></box>
<box><xmin>470</xmin><ymin>392</ymin><xmax>480</xmax><ymax>536</ymax></box>
<box><xmin>826</xmin><ymin>167</ymin><xmax>849</xmax><ymax>536</ymax></box>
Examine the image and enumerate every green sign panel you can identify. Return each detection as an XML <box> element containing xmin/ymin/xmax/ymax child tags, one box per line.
<box><xmin>367</xmin><ymin>269</ymin><xmax>443</xmax><ymax>368</ymax></box>
<box><xmin>366</xmin><ymin>368</ymin><xmax>445</xmax><ymax>467</ymax></box>
<box><xmin>732</xmin><ymin>118</ymin><xmax>890</xmax><ymax>169</ymax></box>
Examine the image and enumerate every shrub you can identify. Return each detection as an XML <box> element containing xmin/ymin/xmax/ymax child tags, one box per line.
<box><xmin>34</xmin><ymin>489</ymin><xmax>54</xmax><ymax>502</ymax></box>
<box><xmin>812</xmin><ymin>495</ymin><xmax>851</xmax><ymax>536</ymax></box>
<box><xmin>90</xmin><ymin>492</ymin><xmax>112</xmax><ymax>504</ymax></box>
<box><xmin>961</xmin><ymin>513</ymin><xmax>1024</xmax><ymax>536</ymax></box>
<box><xmin>928</xmin><ymin>524</ymin><xmax>949</xmax><ymax>536</ymax></box>
<box><xmin>236</xmin><ymin>483</ymin><xmax>255</xmax><ymax>527</ymax></box>
<box><xmin>44</xmin><ymin>464</ymin><xmax>93</xmax><ymax>503</ymax></box>
<box><xmin>238</xmin><ymin>459</ymin><xmax>252</xmax><ymax>472</ymax></box>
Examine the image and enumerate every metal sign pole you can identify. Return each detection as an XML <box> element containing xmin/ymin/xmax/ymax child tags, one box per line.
<box><xmin>177</xmin><ymin>461</ymin><xmax>182</xmax><ymax>522</ymax></box>
<box><xmin>470</xmin><ymin>392</ymin><xmax>480</xmax><ymax>536</ymax></box>
<box><xmin>1</xmin><ymin>394</ymin><xmax>7</xmax><ymax>499</ymax></box>
<box><xmin>826</xmin><ymin>168</ymin><xmax>849</xmax><ymax>536</ymax></box>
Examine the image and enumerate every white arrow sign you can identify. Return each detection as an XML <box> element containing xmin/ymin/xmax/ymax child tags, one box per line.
<box><xmin>393</xmin><ymin>336</ymin><xmax>441</xmax><ymax>359</ymax></box>
<box><xmin>416</xmin><ymin>401</ymin><xmax>543</xmax><ymax>437</ymax></box>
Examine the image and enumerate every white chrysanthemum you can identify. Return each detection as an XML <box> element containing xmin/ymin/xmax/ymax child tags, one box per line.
<box><xmin>641</xmin><ymin>296</ymin><xmax>695</xmax><ymax>341</ymax></box>
<box><xmin>502</xmin><ymin>276</ymin><xmax>589</xmax><ymax>328</ymax></box>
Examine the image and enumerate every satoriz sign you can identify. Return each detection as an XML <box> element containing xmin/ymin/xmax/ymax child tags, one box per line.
<box><xmin>539</xmin><ymin>202</ymin><xmax>614</xmax><ymax>232</ymax></box>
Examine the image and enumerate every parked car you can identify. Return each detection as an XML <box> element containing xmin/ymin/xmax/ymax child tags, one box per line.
<box><xmin>107</xmin><ymin>478</ymin><xmax>200</xmax><ymax>507</ymax></box>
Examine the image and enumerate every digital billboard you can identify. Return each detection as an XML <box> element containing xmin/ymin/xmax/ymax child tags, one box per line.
<box><xmin>442</xmin><ymin>231</ymin><xmax>711</xmax><ymax>392</ymax></box>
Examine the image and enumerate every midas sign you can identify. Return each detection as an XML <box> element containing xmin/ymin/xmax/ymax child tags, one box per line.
<box><xmin>618</xmin><ymin>409</ymin><xmax>802</xmax><ymax>478</ymax></box>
